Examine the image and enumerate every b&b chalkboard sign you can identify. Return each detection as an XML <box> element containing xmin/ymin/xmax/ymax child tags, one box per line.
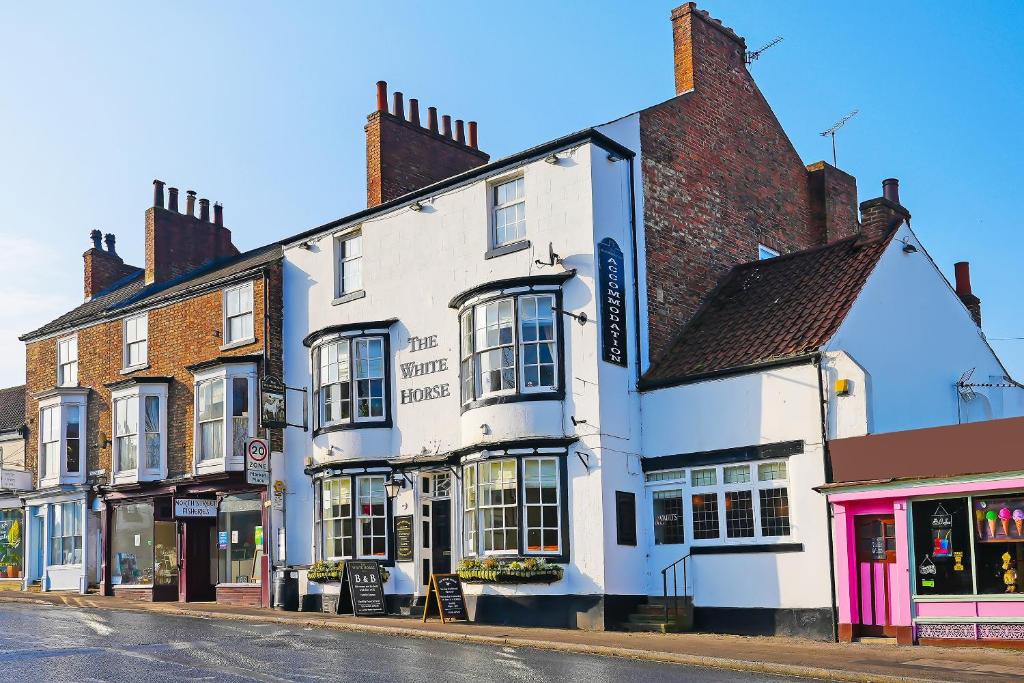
<box><xmin>345</xmin><ymin>560</ymin><xmax>387</xmax><ymax>616</ymax></box>
<box><xmin>395</xmin><ymin>515</ymin><xmax>414</xmax><ymax>562</ymax></box>
<box><xmin>423</xmin><ymin>573</ymin><xmax>469</xmax><ymax>624</ymax></box>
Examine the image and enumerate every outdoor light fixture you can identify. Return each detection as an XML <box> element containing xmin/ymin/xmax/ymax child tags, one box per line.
<box><xmin>607</xmin><ymin>152</ymin><xmax>624</xmax><ymax>162</ymax></box>
<box><xmin>902</xmin><ymin>241</ymin><xmax>918</xmax><ymax>254</ymax></box>
<box><xmin>384</xmin><ymin>476</ymin><xmax>404</xmax><ymax>499</ymax></box>
<box><xmin>409</xmin><ymin>200</ymin><xmax>424</xmax><ymax>212</ymax></box>
<box><xmin>544</xmin><ymin>153</ymin><xmax>559</xmax><ymax>165</ymax></box>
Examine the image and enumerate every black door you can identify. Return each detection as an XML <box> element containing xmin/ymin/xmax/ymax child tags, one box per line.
<box><xmin>181</xmin><ymin>519</ymin><xmax>216</xmax><ymax>602</ymax></box>
<box><xmin>431</xmin><ymin>499</ymin><xmax>452</xmax><ymax>575</ymax></box>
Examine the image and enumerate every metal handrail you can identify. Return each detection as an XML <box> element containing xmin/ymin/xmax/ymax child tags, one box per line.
<box><xmin>660</xmin><ymin>553</ymin><xmax>691</xmax><ymax>624</ymax></box>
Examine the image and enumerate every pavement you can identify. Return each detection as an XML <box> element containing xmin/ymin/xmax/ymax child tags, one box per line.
<box><xmin>0</xmin><ymin>591</ymin><xmax>1021</xmax><ymax>682</ymax></box>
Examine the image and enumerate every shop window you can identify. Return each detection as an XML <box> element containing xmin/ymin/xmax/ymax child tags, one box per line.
<box><xmin>458</xmin><ymin>292</ymin><xmax>561</xmax><ymax>407</ymax></box>
<box><xmin>218</xmin><ymin>494</ymin><xmax>263</xmax><ymax>584</ymax></box>
<box><xmin>462</xmin><ymin>456</ymin><xmax>566</xmax><ymax>557</ymax></box>
<box><xmin>312</xmin><ymin>335</ymin><xmax>387</xmax><ymax>430</ymax></box>
<box><xmin>192</xmin><ymin>364</ymin><xmax>256</xmax><ymax>471</ymax></box>
<box><xmin>653</xmin><ymin>489</ymin><xmax>685</xmax><ymax>544</ymax></box>
<box><xmin>0</xmin><ymin>510</ymin><xmax>22</xmax><ymax>575</ymax></box>
<box><xmin>973</xmin><ymin>495</ymin><xmax>1024</xmax><ymax>594</ymax></box>
<box><xmin>911</xmin><ymin>498</ymin><xmax>973</xmax><ymax>596</ymax></box>
<box><xmin>314</xmin><ymin>475</ymin><xmax>388</xmax><ymax>561</ymax></box>
<box><xmin>49</xmin><ymin>502</ymin><xmax>82</xmax><ymax>566</ymax></box>
<box><xmin>112</xmin><ymin>503</ymin><xmax>154</xmax><ymax>585</ymax></box>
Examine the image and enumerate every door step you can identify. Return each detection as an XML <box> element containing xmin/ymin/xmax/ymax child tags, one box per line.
<box><xmin>855</xmin><ymin>636</ymin><xmax>898</xmax><ymax>645</ymax></box>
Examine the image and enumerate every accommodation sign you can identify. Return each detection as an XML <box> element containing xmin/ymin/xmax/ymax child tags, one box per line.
<box><xmin>598</xmin><ymin>237</ymin><xmax>628</xmax><ymax>367</ymax></box>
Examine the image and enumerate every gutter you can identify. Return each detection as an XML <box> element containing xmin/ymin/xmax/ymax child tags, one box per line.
<box><xmin>814</xmin><ymin>351</ymin><xmax>839</xmax><ymax>643</ymax></box>
<box><xmin>638</xmin><ymin>352</ymin><xmax>819</xmax><ymax>392</ymax></box>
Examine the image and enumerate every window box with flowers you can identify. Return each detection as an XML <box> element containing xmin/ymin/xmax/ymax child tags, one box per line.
<box><xmin>307</xmin><ymin>560</ymin><xmax>390</xmax><ymax>584</ymax></box>
<box><xmin>457</xmin><ymin>557</ymin><xmax>563</xmax><ymax>584</ymax></box>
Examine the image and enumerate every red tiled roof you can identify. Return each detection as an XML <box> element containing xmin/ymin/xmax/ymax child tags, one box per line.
<box><xmin>639</xmin><ymin>233</ymin><xmax>894</xmax><ymax>389</ymax></box>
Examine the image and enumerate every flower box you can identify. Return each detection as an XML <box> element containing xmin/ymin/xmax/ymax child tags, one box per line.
<box><xmin>456</xmin><ymin>558</ymin><xmax>563</xmax><ymax>584</ymax></box>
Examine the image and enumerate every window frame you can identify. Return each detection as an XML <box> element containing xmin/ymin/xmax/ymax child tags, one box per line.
<box><xmin>460</xmin><ymin>452</ymin><xmax>569</xmax><ymax>562</ymax></box>
<box><xmin>222</xmin><ymin>282</ymin><xmax>255</xmax><ymax>346</ymax></box>
<box><xmin>192</xmin><ymin>363</ymin><xmax>257</xmax><ymax>475</ymax></box>
<box><xmin>335</xmin><ymin>231</ymin><xmax>364</xmax><ymax>298</ymax></box>
<box><xmin>49</xmin><ymin>501</ymin><xmax>83</xmax><ymax>567</ymax></box>
<box><xmin>111</xmin><ymin>383</ymin><xmax>168</xmax><ymax>484</ymax></box>
<box><xmin>457</xmin><ymin>289</ymin><xmax>565</xmax><ymax>413</ymax></box>
<box><xmin>311</xmin><ymin>333</ymin><xmax>391</xmax><ymax>434</ymax></box>
<box><xmin>490</xmin><ymin>175</ymin><xmax>526</xmax><ymax>249</ymax></box>
<box><xmin>37</xmin><ymin>391</ymin><xmax>87</xmax><ymax>487</ymax></box>
<box><xmin>56</xmin><ymin>335</ymin><xmax>78</xmax><ymax>387</ymax></box>
<box><xmin>313</xmin><ymin>473</ymin><xmax>393</xmax><ymax>565</ymax></box>
<box><xmin>122</xmin><ymin>313</ymin><xmax>149</xmax><ymax>370</ymax></box>
<box><xmin>645</xmin><ymin>459</ymin><xmax>794</xmax><ymax>548</ymax></box>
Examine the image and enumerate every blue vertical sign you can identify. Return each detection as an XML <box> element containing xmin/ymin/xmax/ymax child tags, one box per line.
<box><xmin>597</xmin><ymin>238</ymin><xmax>628</xmax><ymax>367</ymax></box>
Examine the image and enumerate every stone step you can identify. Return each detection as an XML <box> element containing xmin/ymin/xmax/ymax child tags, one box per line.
<box><xmin>620</xmin><ymin>621</ymin><xmax>688</xmax><ymax>634</ymax></box>
<box><xmin>634</xmin><ymin>603</ymin><xmax>691</xmax><ymax>616</ymax></box>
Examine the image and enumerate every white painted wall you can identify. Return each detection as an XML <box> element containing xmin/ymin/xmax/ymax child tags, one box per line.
<box><xmin>825</xmin><ymin>224</ymin><xmax>1024</xmax><ymax>434</ymax></box>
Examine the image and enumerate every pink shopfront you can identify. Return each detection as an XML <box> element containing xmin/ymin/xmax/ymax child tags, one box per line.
<box><xmin>823</xmin><ymin>417</ymin><xmax>1024</xmax><ymax>647</ymax></box>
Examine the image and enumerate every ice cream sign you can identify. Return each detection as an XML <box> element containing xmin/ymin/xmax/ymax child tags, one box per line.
<box><xmin>931</xmin><ymin>503</ymin><xmax>952</xmax><ymax>558</ymax></box>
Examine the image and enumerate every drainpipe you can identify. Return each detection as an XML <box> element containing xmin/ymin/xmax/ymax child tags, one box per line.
<box><xmin>816</xmin><ymin>353</ymin><xmax>840</xmax><ymax>642</ymax></box>
<box><xmin>625</xmin><ymin>154</ymin><xmax>642</xmax><ymax>386</ymax></box>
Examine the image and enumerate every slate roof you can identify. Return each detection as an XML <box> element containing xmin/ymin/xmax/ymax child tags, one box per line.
<box><xmin>21</xmin><ymin>244</ymin><xmax>282</xmax><ymax>341</ymax></box>
<box><xmin>0</xmin><ymin>385</ymin><xmax>25</xmax><ymax>433</ymax></box>
<box><xmin>640</xmin><ymin>232</ymin><xmax>895</xmax><ymax>389</ymax></box>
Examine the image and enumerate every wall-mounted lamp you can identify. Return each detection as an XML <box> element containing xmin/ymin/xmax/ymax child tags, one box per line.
<box><xmin>299</xmin><ymin>238</ymin><xmax>316</xmax><ymax>250</ymax></box>
<box><xmin>607</xmin><ymin>152</ymin><xmax>625</xmax><ymax>162</ymax></box>
<box><xmin>384</xmin><ymin>476</ymin><xmax>405</xmax><ymax>499</ymax></box>
<box><xmin>409</xmin><ymin>200</ymin><xmax>425</xmax><ymax>212</ymax></box>
<box><xmin>901</xmin><ymin>240</ymin><xmax>918</xmax><ymax>254</ymax></box>
<box><xmin>543</xmin><ymin>153</ymin><xmax>559</xmax><ymax>165</ymax></box>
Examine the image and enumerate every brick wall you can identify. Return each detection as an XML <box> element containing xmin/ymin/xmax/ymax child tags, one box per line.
<box><xmin>84</xmin><ymin>246</ymin><xmax>139</xmax><ymax>300</ymax></box>
<box><xmin>24</xmin><ymin>264</ymin><xmax>282</xmax><ymax>482</ymax></box>
<box><xmin>639</xmin><ymin>3</ymin><xmax>860</xmax><ymax>364</ymax></box>
<box><xmin>366</xmin><ymin>111</ymin><xmax>489</xmax><ymax>208</ymax></box>
<box><xmin>145</xmin><ymin>206</ymin><xmax>239</xmax><ymax>286</ymax></box>
<box><xmin>216</xmin><ymin>583</ymin><xmax>262</xmax><ymax>607</ymax></box>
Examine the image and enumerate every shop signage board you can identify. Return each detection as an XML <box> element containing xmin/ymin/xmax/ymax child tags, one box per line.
<box><xmin>394</xmin><ymin>515</ymin><xmax>414</xmax><ymax>562</ymax></box>
<box><xmin>260</xmin><ymin>375</ymin><xmax>287</xmax><ymax>429</ymax></box>
<box><xmin>597</xmin><ymin>237</ymin><xmax>628</xmax><ymax>367</ymax></box>
<box><xmin>175</xmin><ymin>498</ymin><xmax>217</xmax><ymax>518</ymax></box>
<box><xmin>423</xmin><ymin>573</ymin><xmax>468</xmax><ymax>623</ymax></box>
<box><xmin>345</xmin><ymin>560</ymin><xmax>387</xmax><ymax>616</ymax></box>
<box><xmin>245</xmin><ymin>438</ymin><xmax>270</xmax><ymax>486</ymax></box>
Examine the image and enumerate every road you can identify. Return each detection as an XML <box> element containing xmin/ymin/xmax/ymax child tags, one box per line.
<box><xmin>0</xmin><ymin>601</ymin><xmax>815</xmax><ymax>682</ymax></box>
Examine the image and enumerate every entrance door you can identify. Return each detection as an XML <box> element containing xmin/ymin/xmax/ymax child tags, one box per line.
<box><xmin>179</xmin><ymin>520</ymin><xmax>216</xmax><ymax>602</ymax></box>
<box><xmin>854</xmin><ymin>515</ymin><xmax>897</xmax><ymax>637</ymax></box>
<box><xmin>431</xmin><ymin>499</ymin><xmax>452</xmax><ymax>575</ymax></box>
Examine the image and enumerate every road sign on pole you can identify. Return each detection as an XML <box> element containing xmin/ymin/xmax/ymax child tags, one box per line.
<box><xmin>245</xmin><ymin>438</ymin><xmax>270</xmax><ymax>485</ymax></box>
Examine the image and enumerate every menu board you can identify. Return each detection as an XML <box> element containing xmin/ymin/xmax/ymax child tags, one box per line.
<box><xmin>423</xmin><ymin>573</ymin><xmax>468</xmax><ymax>623</ymax></box>
<box><xmin>395</xmin><ymin>515</ymin><xmax>414</xmax><ymax>562</ymax></box>
<box><xmin>345</xmin><ymin>560</ymin><xmax>387</xmax><ymax>616</ymax></box>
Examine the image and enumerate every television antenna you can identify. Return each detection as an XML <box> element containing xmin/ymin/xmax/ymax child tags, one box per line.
<box><xmin>820</xmin><ymin>109</ymin><xmax>859</xmax><ymax>167</ymax></box>
<box><xmin>745</xmin><ymin>36</ymin><xmax>784</xmax><ymax>65</ymax></box>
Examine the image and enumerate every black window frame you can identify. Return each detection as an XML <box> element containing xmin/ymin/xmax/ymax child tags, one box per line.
<box><xmin>310</xmin><ymin>333</ymin><xmax>392</xmax><ymax>436</ymax></box>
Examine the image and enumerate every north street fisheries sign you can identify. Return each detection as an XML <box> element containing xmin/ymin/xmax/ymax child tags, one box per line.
<box><xmin>598</xmin><ymin>238</ymin><xmax>628</xmax><ymax>367</ymax></box>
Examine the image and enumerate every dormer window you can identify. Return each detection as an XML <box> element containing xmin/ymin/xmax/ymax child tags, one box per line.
<box><xmin>123</xmin><ymin>314</ymin><xmax>148</xmax><ymax>370</ymax></box>
<box><xmin>111</xmin><ymin>382</ymin><xmax>167</xmax><ymax>484</ymax></box>
<box><xmin>223</xmin><ymin>282</ymin><xmax>254</xmax><ymax>346</ymax></box>
<box><xmin>57</xmin><ymin>336</ymin><xmax>78</xmax><ymax>387</ymax></box>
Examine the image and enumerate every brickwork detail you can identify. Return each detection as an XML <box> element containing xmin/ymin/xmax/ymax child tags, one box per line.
<box><xmin>84</xmin><ymin>248</ymin><xmax>139</xmax><ymax>300</ymax></box>
<box><xmin>216</xmin><ymin>584</ymin><xmax>262</xmax><ymax>607</ymax></box>
<box><xmin>145</xmin><ymin>207</ymin><xmax>239</xmax><ymax>285</ymax></box>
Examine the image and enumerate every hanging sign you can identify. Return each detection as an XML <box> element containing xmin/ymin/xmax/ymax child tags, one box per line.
<box><xmin>931</xmin><ymin>503</ymin><xmax>952</xmax><ymax>529</ymax></box>
<box><xmin>394</xmin><ymin>515</ymin><xmax>414</xmax><ymax>562</ymax></box>
<box><xmin>597</xmin><ymin>237</ymin><xmax>628</xmax><ymax>367</ymax></box>
<box><xmin>175</xmin><ymin>498</ymin><xmax>217</xmax><ymax>518</ymax></box>
<box><xmin>245</xmin><ymin>438</ymin><xmax>270</xmax><ymax>486</ymax></box>
<box><xmin>423</xmin><ymin>573</ymin><xmax>469</xmax><ymax>624</ymax></box>
<box><xmin>260</xmin><ymin>376</ymin><xmax>287</xmax><ymax>429</ymax></box>
<box><xmin>345</xmin><ymin>560</ymin><xmax>387</xmax><ymax>616</ymax></box>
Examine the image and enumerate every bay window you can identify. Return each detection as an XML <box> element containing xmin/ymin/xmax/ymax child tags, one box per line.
<box><xmin>462</xmin><ymin>455</ymin><xmax>566</xmax><ymax>558</ymax></box>
<box><xmin>111</xmin><ymin>383</ymin><xmax>167</xmax><ymax>483</ymax></box>
<box><xmin>192</xmin><ymin>364</ymin><xmax>256</xmax><ymax>473</ymax></box>
<box><xmin>37</xmin><ymin>390</ymin><xmax>87</xmax><ymax>485</ymax></box>
<box><xmin>458</xmin><ymin>292</ymin><xmax>560</xmax><ymax>407</ymax></box>
<box><xmin>312</xmin><ymin>335</ymin><xmax>388</xmax><ymax>431</ymax></box>
<box><xmin>315</xmin><ymin>475</ymin><xmax>389</xmax><ymax>561</ymax></box>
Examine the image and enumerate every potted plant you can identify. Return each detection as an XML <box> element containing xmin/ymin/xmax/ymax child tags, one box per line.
<box><xmin>6</xmin><ymin>519</ymin><xmax>20</xmax><ymax>578</ymax></box>
<box><xmin>457</xmin><ymin>557</ymin><xmax>563</xmax><ymax>584</ymax></box>
<box><xmin>307</xmin><ymin>560</ymin><xmax>344</xmax><ymax>583</ymax></box>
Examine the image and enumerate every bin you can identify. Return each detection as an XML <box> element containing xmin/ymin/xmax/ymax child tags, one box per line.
<box><xmin>272</xmin><ymin>568</ymin><xmax>299</xmax><ymax>611</ymax></box>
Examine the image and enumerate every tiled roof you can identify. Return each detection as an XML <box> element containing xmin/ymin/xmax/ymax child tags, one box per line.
<box><xmin>21</xmin><ymin>244</ymin><xmax>282</xmax><ymax>341</ymax></box>
<box><xmin>0</xmin><ymin>385</ymin><xmax>25</xmax><ymax>433</ymax></box>
<box><xmin>640</xmin><ymin>233</ymin><xmax>894</xmax><ymax>389</ymax></box>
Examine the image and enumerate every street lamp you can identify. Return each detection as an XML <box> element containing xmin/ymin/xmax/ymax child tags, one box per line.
<box><xmin>383</xmin><ymin>476</ymin><xmax>404</xmax><ymax>499</ymax></box>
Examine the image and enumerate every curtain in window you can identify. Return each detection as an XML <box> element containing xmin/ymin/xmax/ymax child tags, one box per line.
<box><xmin>144</xmin><ymin>395</ymin><xmax>161</xmax><ymax>470</ymax></box>
<box><xmin>197</xmin><ymin>379</ymin><xmax>225</xmax><ymax>462</ymax></box>
<box><xmin>114</xmin><ymin>396</ymin><xmax>139</xmax><ymax>471</ymax></box>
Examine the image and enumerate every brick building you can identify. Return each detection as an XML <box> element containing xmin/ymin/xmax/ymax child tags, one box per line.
<box><xmin>19</xmin><ymin>183</ymin><xmax>282</xmax><ymax>606</ymax></box>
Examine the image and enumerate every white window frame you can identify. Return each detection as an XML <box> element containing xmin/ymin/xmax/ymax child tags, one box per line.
<box><xmin>122</xmin><ymin>313</ymin><xmax>149</xmax><ymax>370</ymax></box>
<box><xmin>518</xmin><ymin>295</ymin><xmax>558</xmax><ymax>394</ymax></box>
<box><xmin>313</xmin><ymin>334</ymin><xmax>387</xmax><ymax>429</ymax></box>
<box><xmin>315</xmin><ymin>475</ymin><xmax>388</xmax><ymax>561</ymax></box>
<box><xmin>37</xmin><ymin>391</ymin><xmax>88</xmax><ymax>487</ymax></box>
<box><xmin>192</xmin><ymin>363</ymin><xmax>256</xmax><ymax>475</ymax></box>
<box><xmin>491</xmin><ymin>176</ymin><xmax>526</xmax><ymax>248</ymax></box>
<box><xmin>222</xmin><ymin>282</ymin><xmax>255</xmax><ymax>346</ymax></box>
<box><xmin>757</xmin><ymin>244</ymin><xmax>780</xmax><ymax>260</ymax></box>
<box><xmin>111</xmin><ymin>384</ymin><xmax>167</xmax><ymax>484</ymax></box>
<box><xmin>644</xmin><ymin>459</ymin><xmax>794</xmax><ymax>547</ymax></box>
<box><xmin>336</xmin><ymin>231</ymin><xmax>363</xmax><ymax>297</ymax></box>
<box><xmin>57</xmin><ymin>335</ymin><xmax>78</xmax><ymax>387</ymax></box>
<box><xmin>49</xmin><ymin>501</ymin><xmax>83</xmax><ymax>567</ymax></box>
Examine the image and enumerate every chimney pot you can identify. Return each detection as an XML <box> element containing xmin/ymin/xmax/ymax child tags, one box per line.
<box><xmin>152</xmin><ymin>179</ymin><xmax>165</xmax><ymax>208</ymax></box>
<box><xmin>104</xmin><ymin>233</ymin><xmax>116</xmax><ymax>254</ymax></box>
<box><xmin>427</xmin><ymin>107</ymin><xmax>439</xmax><ymax>133</ymax></box>
<box><xmin>954</xmin><ymin>261</ymin><xmax>973</xmax><ymax>296</ymax></box>
<box><xmin>392</xmin><ymin>92</ymin><xmax>405</xmax><ymax>119</ymax></box>
<box><xmin>214</xmin><ymin>202</ymin><xmax>224</xmax><ymax>226</ymax></box>
<box><xmin>882</xmin><ymin>178</ymin><xmax>900</xmax><ymax>204</ymax></box>
<box><xmin>442</xmin><ymin>115</ymin><xmax>452</xmax><ymax>138</ymax></box>
<box><xmin>167</xmin><ymin>187</ymin><xmax>179</xmax><ymax>212</ymax></box>
<box><xmin>90</xmin><ymin>229</ymin><xmax>102</xmax><ymax>250</ymax></box>
<box><xmin>408</xmin><ymin>98</ymin><xmax>420</xmax><ymax>126</ymax></box>
<box><xmin>199</xmin><ymin>198</ymin><xmax>211</xmax><ymax>222</ymax></box>
<box><xmin>455</xmin><ymin>119</ymin><xmax>466</xmax><ymax>144</ymax></box>
<box><xmin>468</xmin><ymin>121</ymin><xmax>478</xmax><ymax>149</ymax></box>
<box><xmin>376</xmin><ymin>80</ymin><xmax>388</xmax><ymax>112</ymax></box>
<box><xmin>186</xmin><ymin>190</ymin><xmax>197</xmax><ymax>217</ymax></box>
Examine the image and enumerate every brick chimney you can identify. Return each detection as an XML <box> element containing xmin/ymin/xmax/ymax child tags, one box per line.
<box><xmin>83</xmin><ymin>229</ymin><xmax>139</xmax><ymax>300</ymax></box>
<box><xmin>859</xmin><ymin>178</ymin><xmax>910</xmax><ymax>240</ymax></box>
<box><xmin>146</xmin><ymin>179</ymin><xmax>239</xmax><ymax>285</ymax></box>
<box><xmin>365</xmin><ymin>81</ymin><xmax>490</xmax><ymax>208</ymax></box>
<box><xmin>671</xmin><ymin>2</ymin><xmax>746</xmax><ymax>95</ymax></box>
<box><xmin>954</xmin><ymin>261</ymin><xmax>982</xmax><ymax>327</ymax></box>
<box><xmin>806</xmin><ymin>161</ymin><xmax>859</xmax><ymax>243</ymax></box>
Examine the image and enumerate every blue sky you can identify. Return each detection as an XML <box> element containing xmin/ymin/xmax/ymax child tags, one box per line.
<box><xmin>1</xmin><ymin>1</ymin><xmax>1021</xmax><ymax>387</ymax></box>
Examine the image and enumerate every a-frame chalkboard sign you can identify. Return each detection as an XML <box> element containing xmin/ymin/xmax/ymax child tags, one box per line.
<box><xmin>422</xmin><ymin>573</ymin><xmax>469</xmax><ymax>623</ymax></box>
<box><xmin>322</xmin><ymin>560</ymin><xmax>388</xmax><ymax>616</ymax></box>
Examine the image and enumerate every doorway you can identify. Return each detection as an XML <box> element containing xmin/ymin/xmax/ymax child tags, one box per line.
<box><xmin>431</xmin><ymin>499</ymin><xmax>452</xmax><ymax>575</ymax></box>
<box><xmin>854</xmin><ymin>515</ymin><xmax>897</xmax><ymax>637</ymax></box>
<box><xmin>179</xmin><ymin>519</ymin><xmax>216</xmax><ymax>602</ymax></box>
